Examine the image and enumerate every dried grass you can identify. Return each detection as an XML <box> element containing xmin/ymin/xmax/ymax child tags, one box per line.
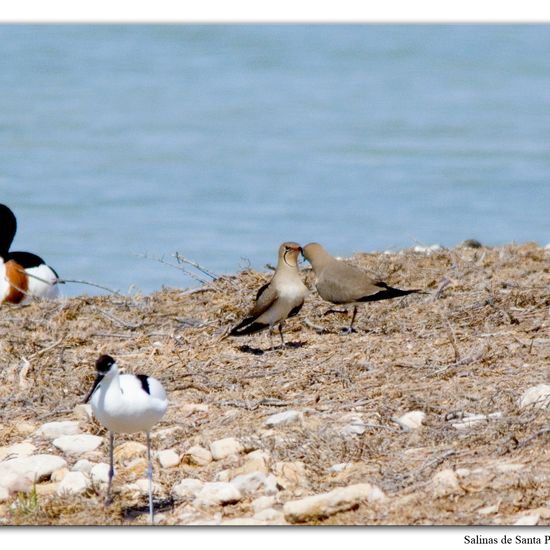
<box><xmin>1</xmin><ymin>243</ymin><xmax>549</xmax><ymax>525</ymax></box>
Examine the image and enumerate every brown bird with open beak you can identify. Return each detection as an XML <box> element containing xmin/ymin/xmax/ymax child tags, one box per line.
<box><xmin>230</xmin><ymin>242</ymin><xmax>308</xmax><ymax>349</ymax></box>
<box><xmin>302</xmin><ymin>242</ymin><xmax>421</xmax><ymax>333</ymax></box>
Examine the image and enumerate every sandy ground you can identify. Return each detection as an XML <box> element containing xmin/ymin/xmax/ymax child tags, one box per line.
<box><xmin>0</xmin><ymin>242</ymin><xmax>549</xmax><ymax>525</ymax></box>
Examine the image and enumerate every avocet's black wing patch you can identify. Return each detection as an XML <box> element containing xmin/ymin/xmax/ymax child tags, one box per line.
<box><xmin>136</xmin><ymin>374</ymin><xmax>151</xmax><ymax>395</ymax></box>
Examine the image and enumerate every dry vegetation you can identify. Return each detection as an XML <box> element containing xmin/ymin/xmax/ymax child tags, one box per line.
<box><xmin>0</xmin><ymin>242</ymin><xmax>549</xmax><ymax>525</ymax></box>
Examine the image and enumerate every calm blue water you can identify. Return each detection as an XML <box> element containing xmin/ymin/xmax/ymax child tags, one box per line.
<box><xmin>1</xmin><ymin>25</ymin><xmax>549</xmax><ymax>296</ymax></box>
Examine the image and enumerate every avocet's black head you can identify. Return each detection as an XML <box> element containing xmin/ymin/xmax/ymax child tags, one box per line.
<box><xmin>0</xmin><ymin>204</ymin><xmax>17</xmax><ymax>257</ymax></box>
<box><xmin>84</xmin><ymin>354</ymin><xmax>117</xmax><ymax>404</ymax></box>
<box><xmin>96</xmin><ymin>354</ymin><xmax>116</xmax><ymax>374</ymax></box>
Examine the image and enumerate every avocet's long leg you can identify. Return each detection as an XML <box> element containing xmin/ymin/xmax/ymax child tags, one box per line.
<box><xmin>106</xmin><ymin>432</ymin><xmax>114</xmax><ymax>505</ymax></box>
<box><xmin>147</xmin><ymin>432</ymin><xmax>154</xmax><ymax>525</ymax></box>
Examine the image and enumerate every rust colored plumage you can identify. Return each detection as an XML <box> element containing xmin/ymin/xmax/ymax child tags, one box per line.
<box><xmin>3</xmin><ymin>260</ymin><xmax>28</xmax><ymax>304</ymax></box>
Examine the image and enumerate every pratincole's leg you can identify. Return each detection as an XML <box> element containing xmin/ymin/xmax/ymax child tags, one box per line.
<box><xmin>267</xmin><ymin>327</ymin><xmax>274</xmax><ymax>350</ymax></box>
<box><xmin>278</xmin><ymin>322</ymin><xmax>285</xmax><ymax>347</ymax></box>
<box><xmin>341</xmin><ymin>306</ymin><xmax>358</xmax><ymax>335</ymax></box>
<box><xmin>106</xmin><ymin>432</ymin><xmax>114</xmax><ymax>505</ymax></box>
<box><xmin>147</xmin><ymin>432</ymin><xmax>154</xmax><ymax>525</ymax></box>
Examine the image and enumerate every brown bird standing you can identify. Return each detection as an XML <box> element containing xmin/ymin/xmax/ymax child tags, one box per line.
<box><xmin>302</xmin><ymin>242</ymin><xmax>421</xmax><ymax>333</ymax></box>
<box><xmin>230</xmin><ymin>242</ymin><xmax>308</xmax><ymax>348</ymax></box>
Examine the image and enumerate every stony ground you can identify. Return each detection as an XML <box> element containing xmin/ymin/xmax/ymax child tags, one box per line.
<box><xmin>0</xmin><ymin>242</ymin><xmax>549</xmax><ymax>526</ymax></box>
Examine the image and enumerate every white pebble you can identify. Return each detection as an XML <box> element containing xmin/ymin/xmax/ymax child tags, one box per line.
<box><xmin>194</xmin><ymin>482</ymin><xmax>242</xmax><ymax>506</ymax></box>
<box><xmin>263</xmin><ymin>474</ymin><xmax>279</xmax><ymax>496</ymax></box>
<box><xmin>518</xmin><ymin>384</ymin><xmax>550</xmax><ymax>410</ymax></box>
<box><xmin>431</xmin><ymin>469</ymin><xmax>462</xmax><ymax>497</ymax></box>
<box><xmin>264</xmin><ymin>410</ymin><xmax>302</xmax><ymax>427</ymax></box>
<box><xmin>53</xmin><ymin>434</ymin><xmax>103</xmax><ymax>455</ymax></box>
<box><xmin>0</xmin><ymin>442</ymin><xmax>36</xmax><ymax>461</ymax></box>
<box><xmin>72</xmin><ymin>459</ymin><xmax>93</xmax><ymax>474</ymax></box>
<box><xmin>394</xmin><ymin>411</ymin><xmax>426</xmax><ymax>431</ymax></box>
<box><xmin>90</xmin><ymin>463</ymin><xmax>110</xmax><ymax>484</ymax></box>
<box><xmin>209</xmin><ymin>438</ymin><xmax>243</xmax><ymax>461</ymax></box>
<box><xmin>0</xmin><ymin>454</ymin><xmax>67</xmax><ymax>484</ymax></box>
<box><xmin>73</xmin><ymin>404</ymin><xmax>93</xmax><ymax>421</ymax></box>
<box><xmin>184</xmin><ymin>445</ymin><xmax>212</xmax><ymax>466</ymax></box>
<box><xmin>157</xmin><ymin>449</ymin><xmax>181</xmax><ymax>469</ymax></box>
<box><xmin>230</xmin><ymin>471</ymin><xmax>266</xmax><ymax>496</ymax></box>
<box><xmin>56</xmin><ymin>471</ymin><xmax>90</xmax><ymax>496</ymax></box>
<box><xmin>327</xmin><ymin>463</ymin><xmax>353</xmax><ymax>473</ymax></box>
<box><xmin>172</xmin><ymin>478</ymin><xmax>204</xmax><ymax>500</ymax></box>
<box><xmin>51</xmin><ymin>467</ymin><xmax>69</xmax><ymax>482</ymax></box>
<box><xmin>35</xmin><ymin>421</ymin><xmax>80</xmax><ymax>439</ymax></box>
<box><xmin>514</xmin><ymin>513</ymin><xmax>540</xmax><ymax>526</ymax></box>
<box><xmin>283</xmin><ymin>483</ymin><xmax>385</xmax><ymax>523</ymax></box>
<box><xmin>451</xmin><ymin>412</ymin><xmax>502</xmax><ymax>430</ymax></box>
<box><xmin>339</xmin><ymin>414</ymin><xmax>366</xmax><ymax>437</ymax></box>
<box><xmin>253</xmin><ymin>508</ymin><xmax>285</xmax><ymax>523</ymax></box>
<box><xmin>252</xmin><ymin>495</ymin><xmax>275</xmax><ymax>513</ymax></box>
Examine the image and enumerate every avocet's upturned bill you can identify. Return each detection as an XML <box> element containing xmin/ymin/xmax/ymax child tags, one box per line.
<box><xmin>84</xmin><ymin>354</ymin><xmax>168</xmax><ymax>525</ymax></box>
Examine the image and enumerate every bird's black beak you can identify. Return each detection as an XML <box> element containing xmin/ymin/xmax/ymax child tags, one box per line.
<box><xmin>83</xmin><ymin>373</ymin><xmax>104</xmax><ymax>404</ymax></box>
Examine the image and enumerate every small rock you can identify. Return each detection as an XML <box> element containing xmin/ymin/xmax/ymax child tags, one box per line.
<box><xmin>478</xmin><ymin>504</ymin><xmax>499</xmax><ymax>516</ymax></box>
<box><xmin>0</xmin><ymin>442</ymin><xmax>36</xmax><ymax>461</ymax></box>
<box><xmin>0</xmin><ymin>487</ymin><xmax>9</xmax><ymax>503</ymax></box>
<box><xmin>252</xmin><ymin>495</ymin><xmax>275</xmax><ymax>513</ymax></box>
<box><xmin>230</xmin><ymin>471</ymin><xmax>266</xmax><ymax>496</ymax></box>
<box><xmin>51</xmin><ymin>467</ymin><xmax>69</xmax><ymax>482</ymax></box>
<box><xmin>327</xmin><ymin>463</ymin><xmax>353</xmax><ymax>473</ymax></box>
<box><xmin>273</xmin><ymin>461</ymin><xmax>309</xmax><ymax>490</ymax></box>
<box><xmin>518</xmin><ymin>385</ymin><xmax>550</xmax><ymax>410</ymax></box>
<box><xmin>73</xmin><ymin>404</ymin><xmax>93</xmax><ymax>421</ymax></box>
<box><xmin>340</xmin><ymin>415</ymin><xmax>366</xmax><ymax>437</ymax></box>
<box><xmin>253</xmin><ymin>508</ymin><xmax>285</xmax><ymax>523</ymax></box>
<box><xmin>56</xmin><ymin>471</ymin><xmax>90</xmax><ymax>496</ymax></box>
<box><xmin>53</xmin><ymin>434</ymin><xmax>103</xmax><ymax>455</ymax></box>
<box><xmin>394</xmin><ymin>411</ymin><xmax>426</xmax><ymax>431</ymax></box>
<box><xmin>215</xmin><ymin>469</ymin><xmax>231</xmax><ymax>482</ymax></box>
<box><xmin>283</xmin><ymin>483</ymin><xmax>385</xmax><ymax>523</ymax></box>
<box><xmin>0</xmin><ymin>471</ymin><xmax>33</xmax><ymax>494</ymax></box>
<box><xmin>194</xmin><ymin>482</ymin><xmax>242</xmax><ymax>506</ymax></box>
<box><xmin>263</xmin><ymin>474</ymin><xmax>279</xmax><ymax>496</ymax></box>
<box><xmin>431</xmin><ymin>469</ymin><xmax>463</xmax><ymax>497</ymax></box>
<box><xmin>514</xmin><ymin>513</ymin><xmax>540</xmax><ymax>526</ymax></box>
<box><xmin>157</xmin><ymin>449</ymin><xmax>180</xmax><ymax>469</ymax></box>
<box><xmin>35</xmin><ymin>421</ymin><xmax>80</xmax><ymax>439</ymax></box>
<box><xmin>264</xmin><ymin>410</ymin><xmax>302</xmax><ymax>427</ymax></box>
<box><xmin>90</xmin><ymin>463</ymin><xmax>110</xmax><ymax>484</ymax></box>
<box><xmin>114</xmin><ymin>441</ymin><xmax>147</xmax><ymax>462</ymax></box>
<box><xmin>183</xmin><ymin>445</ymin><xmax>212</xmax><ymax>466</ymax></box>
<box><xmin>451</xmin><ymin>412</ymin><xmax>502</xmax><ymax>430</ymax></box>
<box><xmin>172</xmin><ymin>478</ymin><xmax>204</xmax><ymax>500</ymax></box>
<box><xmin>72</xmin><ymin>459</ymin><xmax>94</xmax><ymax>474</ymax></box>
<box><xmin>209</xmin><ymin>438</ymin><xmax>243</xmax><ymax>461</ymax></box>
<box><xmin>0</xmin><ymin>454</ymin><xmax>67</xmax><ymax>483</ymax></box>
